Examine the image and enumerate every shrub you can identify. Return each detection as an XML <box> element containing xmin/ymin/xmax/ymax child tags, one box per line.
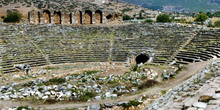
<box><xmin>194</xmin><ymin>13</ymin><xmax>208</xmax><ymax>23</ymax></box>
<box><xmin>38</xmin><ymin>78</ymin><xmax>66</xmax><ymax>86</ymax></box>
<box><xmin>214</xmin><ymin>20</ymin><xmax>220</xmax><ymax>27</ymax></box>
<box><xmin>121</xmin><ymin>100</ymin><xmax>142</xmax><ymax>108</ymax></box>
<box><xmin>129</xmin><ymin>64</ymin><xmax>141</xmax><ymax>72</ymax></box>
<box><xmin>156</xmin><ymin>14</ymin><xmax>172</xmax><ymax>23</ymax></box>
<box><xmin>138</xmin><ymin>80</ymin><xmax>159</xmax><ymax>90</ymax></box>
<box><xmin>123</xmin><ymin>14</ymin><xmax>132</xmax><ymax>20</ymax></box>
<box><xmin>3</xmin><ymin>11</ymin><xmax>22</xmax><ymax>23</ymax></box>
<box><xmin>17</xmin><ymin>106</ymin><xmax>29</xmax><ymax>110</ymax></box>
<box><xmin>144</xmin><ymin>19</ymin><xmax>154</xmax><ymax>23</ymax></box>
<box><xmin>79</xmin><ymin>91</ymin><xmax>96</xmax><ymax>101</ymax></box>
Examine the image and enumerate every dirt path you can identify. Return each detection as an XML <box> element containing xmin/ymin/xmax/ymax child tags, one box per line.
<box><xmin>0</xmin><ymin>59</ymin><xmax>217</xmax><ymax>109</ymax></box>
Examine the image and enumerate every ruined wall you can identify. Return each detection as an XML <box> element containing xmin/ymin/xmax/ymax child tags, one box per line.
<box><xmin>0</xmin><ymin>23</ymin><xmax>202</xmax><ymax>74</ymax></box>
<box><xmin>29</xmin><ymin>9</ymin><xmax>122</xmax><ymax>25</ymax></box>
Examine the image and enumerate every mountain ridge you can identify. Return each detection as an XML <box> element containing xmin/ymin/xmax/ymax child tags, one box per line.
<box><xmin>120</xmin><ymin>0</ymin><xmax>220</xmax><ymax>12</ymax></box>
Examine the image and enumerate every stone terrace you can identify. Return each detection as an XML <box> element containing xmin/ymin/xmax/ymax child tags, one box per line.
<box><xmin>0</xmin><ymin>24</ymin><xmax>47</xmax><ymax>73</ymax></box>
<box><xmin>175</xmin><ymin>29</ymin><xmax>220</xmax><ymax>63</ymax></box>
<box><xmin>145</xmin><ymin>60</ymin><xmax>220</xmax><ymax>110</ymax></box>
<box><xmin>0</xmin><ymin>23</ymin><xmax>208</xmax><ymax>74</ymax></box>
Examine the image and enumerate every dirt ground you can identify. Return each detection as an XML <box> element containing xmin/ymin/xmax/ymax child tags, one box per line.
<box><xmin>0</xmin><ymin>59</ymin><xmax>217</xmax><ymax>109</ymax></box>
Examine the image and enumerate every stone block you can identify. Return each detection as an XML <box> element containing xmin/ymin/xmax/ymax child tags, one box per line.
<box><xmin>193</xmin><ymin>102</ymin><xmax>207</xmax><ymax>109</ymax></box>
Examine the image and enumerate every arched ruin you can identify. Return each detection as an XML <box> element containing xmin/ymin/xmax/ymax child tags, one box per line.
<box><xmin>43</xmin><ymin>10</ymin><xmax>51</xmax><ymax>24</ymax></box>
<box><xmin>95</xmin><ymin>10</ymin><xmax>102</xmax><ymax>24</ymax></box>
<box><xmin>85</xmin><ymin>10</ymin><xmax>93</xmax><ymax>24</ymax></box>
<box><xmin>75</xmin><ymin>11</ymin><xmax>82</xmax><ymax>25</ymax></box>
<box><xmin>29</xmin><ymin>9</ymin><xmax>122</xmax><ymax>25</ymax></box>
<box><xmin>53</xmin><ymin>11</ymin><xmax>61</xmax><ymax>24</ymax></box>
<box><xmin>136</xmin><ymin>54</ymin><xmax>149</xmax><ymax>64</ymax></box>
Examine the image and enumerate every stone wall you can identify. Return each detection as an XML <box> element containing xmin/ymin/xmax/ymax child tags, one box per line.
<box><xmin>29</xmin><ymin>9</ymin><xmax>122</xmax><ymax>25</ymax></box>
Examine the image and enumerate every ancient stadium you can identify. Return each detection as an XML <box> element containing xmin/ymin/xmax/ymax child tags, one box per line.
<box><xmin>0</xmin><ymin>0</ymin><xmax>220</xmax><ymax>110</ymax></box>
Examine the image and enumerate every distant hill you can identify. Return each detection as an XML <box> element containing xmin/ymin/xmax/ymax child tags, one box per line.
<box><xmin>120</xmin><ymin>0</ymin><xmax>220</xmax><ymax>12</ymax></box>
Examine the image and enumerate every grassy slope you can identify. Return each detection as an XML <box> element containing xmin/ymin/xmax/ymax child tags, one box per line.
<box><xmin>121</xmin><ymin>0</ymin><xmax>219</xmax><ymax>12</ymax></box>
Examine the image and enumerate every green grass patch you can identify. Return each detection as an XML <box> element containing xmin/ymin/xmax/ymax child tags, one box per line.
<box><xmin>121</xmin><ymin>100</ymin><xmax>142</xmax><ymax>108</ymax></box>
<box><xmin>79</xmin><ymin>91</ymin><xmax>96</xmax><ymax>101</ymax></box>
<box><xmin>38</xmin><ymin>78</ymin><xmax>66</xmax><ymax>86</ymax></box>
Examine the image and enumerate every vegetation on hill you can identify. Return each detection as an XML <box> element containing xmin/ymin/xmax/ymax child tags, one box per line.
<box><xmin>3</xmin><ymin>11</ymin><xmax>22</xmax><ymax>23</ymax></box>
<box><xmin>215</xmin><ymin>20</ymin><xmax>220</xmax><ymax>27</ymax></box>
<box><xmin>156</xmin><ymin>14</ymin><xmax>172</xmax><ymax>23</ymax></box>
<box><xmin>195</xmin><ymin>13</ymin><xmax>208</xmax><ymax>22</ymax></box>
<box><xmin>120</xmin><ymin>0</ymin><xmax>220</xmax><ymax>12</ymax></box>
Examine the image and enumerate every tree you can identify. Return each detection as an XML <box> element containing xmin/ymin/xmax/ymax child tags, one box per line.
<box><xmin>194</xmin><ymin>13</ymin><xmax>208</xmax><ymax>23</ymax></box>
<box><xmin>206</xmin><ymin>12</ymin><xmax>213</xmax><ymax>18</ymax></box>
<box><xmin>3</xmin><ymin>11</ymin><xmax>22</xmax><ymax>23</ymax></box>
<box><xmin>156</xmin><ymin>14</ymin><xmax>172</xmax><ymax>23</ymax></box>
<box><xmin>123</xmin><ymin>14</ymin><xmax>131</xmax><ymax>20</ymax></box>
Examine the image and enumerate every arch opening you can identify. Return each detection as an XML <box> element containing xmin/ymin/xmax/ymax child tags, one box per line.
<box><xmin>136</xmin><ymin>54</ymin><xmax>149</xmax><ymax>64</ymax></box>
<box><xmin>70</xmin><ymin>13</ymin><xmax>72</xmax><ymax>24</ymax></box>
<box><xmin>95</xmin><ymin>10</ymin><xmax>102</xmax><ymax>24</ymax></box>
<box><xmin>43</xmin><ymin>10</ymin><xmax>51</xmax><ymax>24</ymax></box>
<box><xmin>85</xmin><ymin>10</ymin><xmax>92</xmax><ymax>24</ymax></box>
<box><xmin>75</xmin><ymin>11</ymin><xmax>82</xmax><ymax>24</ymax></box>
<box><xmin>37</xmin><ymin>12</ymin><xmax>40</xmax><ymax>23</ymax></box>
<box><xmin>54</xmin><ymin>11</ymin><xmax>61</xmax><ymax>24</ymax></box>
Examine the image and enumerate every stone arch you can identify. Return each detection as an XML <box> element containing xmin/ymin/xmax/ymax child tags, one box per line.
<box><xmin>135</xmin><ymin>54</ymin><xmax>149</xmax><ymax>64</ymax></box>
<box><xmin>43</xmin><ymin>10</ymin><xmax>51</xmax><ymax>24</ymax></box>
<box><xmin>85</xmin><ymin>10</ymin><xmax>92</xmax><ymax>24</ymax></box>
<box><xmin>54</xmin><ymin>11</ymin><xmax>61</xmax><ymax>24</ymax></box>
<box><xmin>95</xmin><ymin>10</ymin><xmax>102</xmax><ymax>24</ymax></box>
<box><xmin>75</xmin><ymin>11</ymin><xmax>82</xmax><ymax>24</ymax></box>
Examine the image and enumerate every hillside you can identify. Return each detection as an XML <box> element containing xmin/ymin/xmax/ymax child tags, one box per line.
<box><xmin>0</xmin><ymin>0</ymin><xmax>159</xmax><ymax>21</ymax></box>
<box><xmin>120</xmin><ymin>0</ymin><xmax>220</xmax><ymax>12</ymax></box>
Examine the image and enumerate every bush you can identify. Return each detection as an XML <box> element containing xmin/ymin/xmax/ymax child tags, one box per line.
<box><xmin>144</xmin><ymin>19</ymin><xmax>154</xmax><ymax>23</ymax></box>
<box><xmin>121</xmin><ymin>100</ymin><xmax>142</xmax><ymax>108</ymax></box>
<box><xmin>129</xmin><ymin>64</ymin><xmax>141</xmax><ymax>72</ymax></box>
<box><xmin>123</xmin><ymin>14</ymin><xmax>132</xmax><ymax>20</ymax></box>
<box><xmin>214</xmin><ymin>20</ymin><xmax>220</xmax><ymax>27</ymax></box>
<box><xmin>194</xmin><ymin>13</ymin><xmax>208</xmax><ymax>22</ymax></box>
<box><xmin>138</xmin><ymin>80</ymin><xmax>159</xmax><ymax>90</ymax></box>
<box><xmin>38</xmin><ymin>78</ymin><xmax>66</xmax><ymax>86</ymax></box>
<box><xmin>17</xmin><ymin>106</ymin><xmax>29</xmax><ymax>110</ymax></box>
<box><xmin>79</xmin><ymin>91</ymin><xmax>96</xmax><ymax>101</ymax></box>
<box><xmin>3</xmin><ymin>11</ymin><xmax>22</xmax><ymax>23</ymax></box>
<box><xmin>156</xmin><ymin>14</ymin><xmax>172</xmax><ymax>23</ymax></box>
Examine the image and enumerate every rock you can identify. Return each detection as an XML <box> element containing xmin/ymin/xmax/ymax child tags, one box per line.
<box><xmin>93</xmin><ymin>84</ymin><xmax>98</xmax><ymax>88</ymax></box>
<box><xmin>45</xmin><ymin>92</ymin><xmax>51</xmax><ymax>95</ymax></box>
<box><xmin>95</xmin><ymin>96</ymin><xmax>101</xmax><ymax>100</ymax></box>
<box><xmin>10</xmin><ymin>94</ymin><xmax>18</xmax><ymax>99</ymax></box>
<box><xmin>13</xmin><ymin>75</ymin><xmax>20</xmax><ymax>79</ymax></box>
<box><xmin>215</xmin><ymin>88</ymin><xmax>220</xmax><ymax>93</ymax></box>
<box><xmin>23</xmin><ymin>93</ymin><xmax>29</xmax><ymax>97</ymax></box>
<box><xmin>39</xmin><ymin>69</ymin><xmax>47</xmax><ymax>74</ymax></box>
<box><xmin>199</xmin><ymin>95</ymin><xmax>212</xmax><ymax>103</ymax></box>
<box><xmin>193</xmin><ymin>102</ymin><xmax>207</xmax><ymax>109</ymax></box>
<box><xmin>67</xmin><ymin>84</ymin><xmax>72</xmax><ymax>89</ymax></box>
<box><xmin>3</xmin><ymin>95</ymin><xmax>10</xmax><ymax>100</ymax></box>
<box><xmin>104</xmin><ymin>103</ymin><xmax>115</xmax><ymax>108</ymax></box>
<box><xmin>42</xmin><ymin>95</ymin><xmax>49</xmax><ymax>100</ymax></box>
<box><xmin>91</xmin><ymin>105</ymin><xmax>100</xmax><ymax>110</ymax></box>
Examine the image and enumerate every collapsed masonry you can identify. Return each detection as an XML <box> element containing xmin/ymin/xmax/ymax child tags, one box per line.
<box><xmin>28</xmin><ymin>9</ymin><xmax>123</xmax><ymax>25</ymax></box>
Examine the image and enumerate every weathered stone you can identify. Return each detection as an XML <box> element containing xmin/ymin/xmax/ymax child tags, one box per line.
<box><xmin>193</xmin><ymin>102</ymin><xmax>207</xmax><ymax>109</ymax></box>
